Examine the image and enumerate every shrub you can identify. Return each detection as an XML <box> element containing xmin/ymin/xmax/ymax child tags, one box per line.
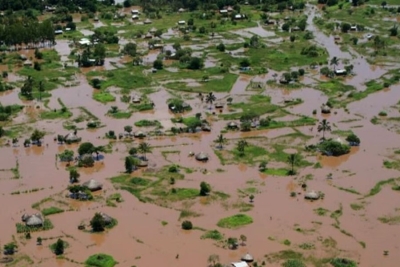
<box><xmin>168</xmin><ymin>165</ymin><xmax>179</xmax><ymax>173</ymax></box>
<box><xmin>330</xmin><ymin>258</ymin><xmax>357</xmax><ymax>267</ymax></box>
<box><xmin>319</xmin><ymin>140</ymin><xmax>350</xmax><ymax>156</ymax></box>
<box><xmin>282</xmin><ymin>259</ymin><xmax>306</xmax><ymax>267</ymax></box>
<box><xmin>181</xmin><ymin>220</ymin><xmax>193</xmax><ymax>230</ymax></box>
<box><xmin>378</xmin><ymin>111</ymin><xmax>387</xmax><ymax>116</ymax></box>
<box><xmin>346</xmin><ymin>134</ymin><xmax>360</xmax><ymax>145</ymax></box>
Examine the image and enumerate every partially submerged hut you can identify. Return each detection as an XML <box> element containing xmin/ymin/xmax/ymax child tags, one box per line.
<box><xmin>24</xmin><ymin>214</ymin><xmax>44</xmax><ymax>227</ymax></box>
<box><xmin>227</xmin><ymin>121</ymin><xmax>238</xmax><ymax>129</ymax></box>
<box><xmin>241</xmin><ymin>253</ymin><xmax>254</xmax><ymax>263</ymax></box>
<box><xmin>304</xmin><ymin>190</ymin><xmax>320</xmax><ymax>200</ymax></box>
<box><xmin>134</xmin><ymin>131</ymin><xmax>146</xmax><ymax>138</ymax></box>
<box><xmin>144</xmin><ymin>32</ymin><xmax>153</xmax><ymax>39</ymax></box>
<box><xmin>99</xmin><ymin>212</ymin><xmax>113</xmax><ymax>225</ymax></box>
<box><xmin>321</xmin><ymin>105</ymin><xmax>331</xmax><ymax>114</ymax></box>
<box><xmin>132</xmin><ymin>96</ymin><xmax>141</xmax><ymax>103</ymax></box>
<box><xmin>195</xmin><ymin>152</ymin><xmax>209</xmax><ymax>162</ymax></box>
<box><xmin>82</xmin><ymin>179</ymin><xmax>103</xmax><ymax>191</ymax></box>
<box><xmin>64</xmin><ymin>132</ymin><xmax>81</xmax><ymax>143</ymax></box>
<box><xmin>215</xmin><ymin>103</ymin><xmax>224</xmax><ymax>108</ymax></box>
<box><xmin>144</xmin><ymin>18</ymin><xmax>152</xmax><ymax>24</ymax></box>
<box><xmin>149</xmin><ymin>27</ymin><xmax>157</xmax><ymax>34</ymax></box>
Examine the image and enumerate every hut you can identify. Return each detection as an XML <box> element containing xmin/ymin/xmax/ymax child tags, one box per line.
<box><xmin>195</xmin><ymin>152</ymin><xmax>209</xmax><ymax>162</ymax></box>
<box><xmin>231</xmin><ymin>262</ymin><xmax>249</xmax><ymax>267</ymax></box>
<box><xmin>82</xmin><ymin>179</ymin><xmax>103</xmax><ymax>191</ymax></box>
<box><xmin>134</xmin><ymin>131</ymin><xmax>146</xmax><ymax>138</ymax></box>
<box><xmin>137</xmin><ymin>160</ymin><xmax>149</xmax><ymax>167</ymax></box>
<box><xmin>99</xmin><ymin>212</ymin><xmax>113</xmax><ymax>225</ymax></box>
<box><xmin>25</xmin><ymin>214</ymin><xmax>44</xmax><ymax>227</ymax></box>
<box><xmin>23</xmin><ymin>60</ymin><xmax>33</xmax><ymax>67</ymax></box>
<box><xmin>131</xmin><ymin>9</ymin><xmax>140</xmax><ymax>15</ymax></box>
<box><xmin>215</xmin><ymin>103</ymin><xmax>224</xmax><ymax>108</ymax></box>
<box><xmin>178</xmin><ymin>8</ymin><xmax>185</xmax><ymax>13</ymax></box>
<box><xmin>94</xmin><ymin>16</ymin><xmax>99</xmax><ymax>22</ymax></box>
<box><xmin>132</xmin><ymin>14</ymin><xmax>139</xmax><ymax>20</ymax></box>
<box><xmin>321</xmin><ymin>105</ymin><xmax>331</xmax><ymax>114</ymax></box>
<box><xmin>334</xmin><ymin>69</ymin><xmax>347</xmax><ymax>76</ymax></box>
<box><xmin>178</xmin><ymin>20</ymin><xmax>186</xmax><ymax>25</ymax></box>
<box><xmin>241</xmin><ymin>253</ymin><xmax>254</xmax><ymax>263</ymax></box>
<box><xmin>144</xmin><ymin>32</ymin><xmax>153</xmax><ymax>39</ymax></box>
<box><xmin>144</xmin><ymin>19</ymin><xmax>152</xmax><ymax>24</ymax></box>
<box><xmin>132</xmin><ymin>96</ymin><xmax>141</xmax><ymax>103</ymax></box>
<box><xmin>149</xmin><ymin>27</ymin><xmax>157</xmax><ymax>34</ymax></box>
<box><xmin>304</xmin><ymin>190</ymin><xmax>320</xmax><ymax>200</ymax></box>
<box><xmin>202</xmin><ymin>124</ymin><xmax>211</xmax><ymax>132</ymax></box>
<box><xmin>227</xmin><ymin>121</ymin><xmax>238</xmax><ymax>129</ymax></box>
<box><xmin>64</xmin><ymin>132</ymin><xmax>81</xmax><ymax>143</ymax></box>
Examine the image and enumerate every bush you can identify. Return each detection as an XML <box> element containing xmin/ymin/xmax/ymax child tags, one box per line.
<box><xmin>299</xmin><ymin>69</ymin><xmax>305</xmax><ymax>76</ymax></box>
<box><xmin>168</xmin><ymin>165</ymin><xmax>179</xmax><ymax>173</ymax></box>
<box><xmin>91</xmin><ymin>78</ymin><xmax>102</xmax><ymax>89</ymax></box>
<box><xmin>282</xmin><ymin>259</ymin><xmax>306</xmax><ymax>267</ymax></box>
<box><xmin>346</xmin><ymin>134</ymin><xmax>360</xmax><ymax>145</ymax></box>
<box><xmin>319</xmin><ymin>140</ymin><xmax>350</xmax><ymax>156</ymax></box>
<box><xmin>330</xmin><ymin>258</ymin><xmax>357</xmax><ymax>267</ymax></box>
<box><xmin>216</xmin><ymin>43</ymin><xmax>225</xmax><ymax>52</ymax></box>
<box><xmin>153</xmin><ymin>59</ymin><xmax>163</xmax><ymax>70</ymax></box>
<box><xmin>181</xmin><ymin>220</ymin><xmax>193</xmax><ymax>230</ymax></box>
<box><xmin>85</xmin><ymin>254</ymin><xmax>117</xmax><ymax>267</ymax></box>
<box><xmin>200</xmin><ymin>181</ymin><xmax>211</xmax><ymax>196</ymax></box>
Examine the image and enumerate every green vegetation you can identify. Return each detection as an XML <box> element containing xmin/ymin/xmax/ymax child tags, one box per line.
<box><xmin>93</xmin><ymin>92</ymin><xmax>115</xmax><ymax>103</ymax></box>
<box><xmin>314</xmin><ymin>207</ymin><xmax>329</xmax><ymax>216</ymax></box>
<box><xmin>217</xmin><ymin>214</ymin><xmax>253</xmax><ymax>229</ymax></box>
<box><xmin>350</xmin><ymin>203</ymin><xmax>365</xmax><ymax>211</ymax></box>
<box><xmin>282</xmin><ymin>259</ymin><xmax>306</xmax><ymax>267</ymax></box>
<box><xmin>16</xmin><ymin>219</ymin><xmax>53</xmax><ymax>233</ymax></box>
<box><xmin>134</xmin><ymin>120</ymin><xmax>161</xmax><ymax>127</ymax></box>
<box><xmin>85</xmin><ymin>253</ymin><xmax>117</xmax><ymax>267</ymax></box>
<box><xmin>201</xmin><ymin>230</ymin><xmax>224</xmax><ymax>241</ymax></box>
<box><xmin>41</xmin><ymin>207</ymin><xmax>64</xmax><ymax>216</ymax></box>
<box><xmin>330</xmin><ymin>258</ymin><xmax>357</xmax><ymax>267</ymax></box>
<box><xmin>365</xmin><ymin>178</ymin><xmax>400</xmax><ymax>197</ymax></box>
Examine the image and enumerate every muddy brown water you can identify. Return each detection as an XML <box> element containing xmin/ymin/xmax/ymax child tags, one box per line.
<box><xmin>0</xmin><ymin>7</ymin><xmax>400</xmax><ymax>267</ymax></box>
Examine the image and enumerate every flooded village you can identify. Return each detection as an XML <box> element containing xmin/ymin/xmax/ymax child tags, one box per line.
<box><xmin>0</xmin><ymin>0</ymin><xmax>400</xmax><ymax>266</ymax></box>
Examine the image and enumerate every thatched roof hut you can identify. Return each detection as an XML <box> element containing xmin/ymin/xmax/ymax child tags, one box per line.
<box><xmin>202</xmin><ymin>125</ymin><xmax>211</xmax><ymax>132</ymax></box>
<box><xmin>82</xmin><ymin>179</ymin><xmax>103</xmax><ymax>191</ymax></box>
<box><xmin>134</xmin><ymin>131</ymin><xmax>146</xmax><ymax>138</ymax></box>
<box><xmin>64</xmin><ymin>132</ymin><xmax>81</xmax><ymax>143</ymax></box>
<box><xmin>149</xmin><ymin>27</ymin><xmax>157</xmax><ymax>33</ymax></box>
<box><xmin>138</xmin><ymin>160</ymin><xmax>149</xmax><ymax>167</ymax></box>
<box><xmin>144</xmin><ymin>19</ymin><xmax>152</xmax><ymax>24</ymax></box>
<box><xmin>99</xmin><ymin>212</ymin><xmax>113</xmax><ymax>224</ymax></box>
<box><xmin>241</xmin><ymin>253</ymin><xmax>254</xmax><ymax>262</ymax></box>
<box><xmin>227</xmin><ymin>121</ymin><xmax>238</xmax><ymax>128</ymax></box>
<box><xmin>132</xmin><ymin>96</ymin><xmax>141</xmax><ymax>103</ymax></box>
<box><xmin>215</xmin><ymin>103</ymin><xmax>224</xmax><ymax>108</ymax></box>
<box><xmin>25</xmin><ymin>214</ymin><xmax>44</xmax><ymax>227</ymax></box>
<box><xmin>144</xmin><ymin>32</ymin><xmax>153</xmax><ymax>39</ymax></box>
<box><xmin>321</xmin><ymin>105</ymin><xmax>331</xmax><ymax>114</ymax></box>
<box><xmin>305</xmin><ymin>190</ymin><xmax>320</xmax><ymax>200</ymax></box>
<box><xmin>195</xmin><ymin>152</ymin><xmax>209</xmax><ymax>161</ymax></box>
<box><xmin>21</xmin><ymin>213</ymin><xmax>29</xmax><ymax>222</ymax></box>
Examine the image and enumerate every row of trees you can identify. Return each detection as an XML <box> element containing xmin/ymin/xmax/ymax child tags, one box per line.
<box><xmin>125</xmin><ymin>142</ymin><xmax>152</xmax><ymax>172</ymax></box>
<box><xmin>0</xmin><ymin>19</ymin><xmax>55</xmax><ymax>48</ymax></box>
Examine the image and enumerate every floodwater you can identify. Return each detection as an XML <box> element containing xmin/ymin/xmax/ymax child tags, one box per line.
<box><xmin>0</xmin><ymin>4</ymin><xmax>400</xmax><ymax>267</ymax></box>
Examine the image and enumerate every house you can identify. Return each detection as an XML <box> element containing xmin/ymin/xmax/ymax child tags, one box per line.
<box><xmin>291</xmin><ymin>26</ymin><xmax>301</xmax><ymax>32</ymax></box>
<box><xmin>131</xmin><ymin>9</ymin><xmax>140</xmax><ymax>15</ymax></box>
<box><xmin>225</xmin><ymin>6</ymin><xmax>234</xmax><ymax>12</ymax></box>
<box><xmin>178</xmin><ymin>20</ymin><xmax>186</xmax><ymax>25</ymax></box>
<box><xmin>78</xmin><ymin>38</ymin><xmax>91</xmax><ymax>45</ymax></box>
<box><xmin>334</xmin><ymin>69</ymin><xmax>347</xmax><ymax>75</ymax></box>
<box><xmin>54</xmin><ymin>30</ymin><xmax>63</xmax><ymax>35</ymax></box>
<box><xmin>220</xmin><ymin>9</ymin><xmax>228</xmax><ymax>14</ymax></box>
<box><xmin>231</xmin><ymin>262</ymin><xmax>249</xmax><ymax>267</ymax></box>
<box><xmin>132</xmin><ymin>15</ymin><xmax>139</xmax><ymax>20</ymax></box>
<box><xmin>350</xmin><ymin>25</ymin><xmax>357</xmax><ymax>31</ymax></box>
<box><xmin>234</xmin><ymin>14</ymin><xmax>244</xmax><ymax>20</ymax></box>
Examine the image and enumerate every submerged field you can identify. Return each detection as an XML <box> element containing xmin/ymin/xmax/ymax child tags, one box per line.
<box><xmin>0</xmin><ymin>1</ymin><xmax>400</xmax><ymax>267</ymax></box>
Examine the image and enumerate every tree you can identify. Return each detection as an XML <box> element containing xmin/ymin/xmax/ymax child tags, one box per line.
<box><xmin>36</xmin><ymin>237</ymin><xmax>42</xmax><ymax>245</ymax></box>
<box><xmin>54</xmin><ymin>239</ymin><xmax>65</xmax><ymax>255</ymax></box>
<box><xmin>240</xmin><ymin>234</ymin><xmax>247</xmax><ymax>245</ymax></box>
<box><xmin>208</xmin><ymin>254</ymin><xmax>220</xmax><ymax>267</ymax></box>
<box><xmin>346</xmin><ymin>133</ymin><xmax>360</xmax><ymax>145</ymax></box>
<box><xmin>31</xmin><ymin>129</ymin><xmax>45</xmax><ymax>144</ymax></box>
<box><xmin>205</xmin><ymin>92</ymin><xmax>216</xmax><ymax>109</ymax></box>
<box><xmin>3</xmin><ymin>242</ymin><xmax>17</xmax><ymax>255</ymax></box>
<box><xmin>92</xmin><ymin>146</ymin><xmax>105</xmax><ymax>161</ymax></box>
<box><xmin>21</xmin><ymin>76</ymin><xmax>33</xmax><ymax>98</ymax></box>
<box><xmin>187</xmin><ymin>57</ymin><xmax>203</xmax><ymax>70</ymax></box>
<box><xmin>341</xmin><ymin>23</ymin><xmax>351</xmax><ymax>33</ymax></box>
<box><xmin>125</xmin><ymin>156</ymin><xmax>134</xmax><ymax>173</ymax></box>
<box><xmin>124</xmin><ymin>125</ymin><xmax>133</xmax><ymax>135</ymax></box>
<box><xmin>389</xmin><ymin>25</ymin><xmax>398</xmax><ymax>37</ymax></box>
<box><xmin>287</xmin><ymin>153</ymin><xmax>299</xmax><ymax>175</ymax></box>
<box><xmin>259</xmin><ymin>160</ymin><xmax>268</xmax><ymax>171</ymax></box>
<box><xmin>317</xmin><ymin>119</ymin><xmax>332</xmax><ymax>139</ymax></box>
<box><xmin>138</xmin><ymin>142</ymin><xmax>151</xmax><ymax>160</ymax></box>
<box><xmin>330</xmin><ymin>57</ymin><xmax>339</xmax><ymax>71</ymax></box>
<box><xmin>57</xmin><ymin>134</ymin><xmax>65</xmax><ymax>144</ymax></box>
<box><xmin>59</xmin><ymin>149</ymin><xmax>74</xmax><ymax>163</ymax></box>
<box><xmin>236</xmin><ymin>140</ymin><xmax>248</xmax><ymax>156</ymax></box>
<box><xmin>240</xmin><ymin>58</ymin><xmax>251</xmax><ymax>67</ymax></box>
<box><xmin>381</xmin><ymin>1</ymin><xmax>387</xmax><ymax>8</ymax></box>
<box><xmin>69</xmin><ymin>169</ymin><xmax>80</xmax><ymax>183</ymax></box>
<box><xmin>181</xmin><ymin>220</ymin><xmax>193</xmax><ymax>230</ymax></box>
<box><xmin>249</xmin><ymin>194</ymin><xmax>254</xmax><ymax>202</ymax></box>
<box><xmin>90</xmin><ymin>213</ymin><xmax>106</xmax><ymax>232</ymax></box>
<box><xmin>216</xmin><ymin>43</ymin><xmax>225</xmax><ymax>52</ymax></box>
<box><xmin>122</xmin><ymin>42</ymin><xmax>137</xmax><ymax>56</ymax></box>
<box><xmin>128</xmin><ymin>147</ymin><xmax>137</xmax><ymax>156</ymax></box>
<box><xmin>0</xmin><ymin>126</ymin><xmax>4</xmax><ymax>137</ymax></box>
<box><xmin>38</xmin><ymin>81</ymin><xmax>45</xmax><ymax>101</ymax></box>
<box><xmin>153</xmin><ymin>59</ymin><xmax>163</xmax><ymax>70</ymax></box>
<box><xmin>215</xmin><ymin>134</ymin><xmax>226</xmax><ymax>149</ymax></box>
<box><xmin>200</xmin><ymin>181</ymin><xmax>211</xmax><ymax>196</ymax></box>
<box><xmin>78</xmin><ymin>142</ymin><xmax>95</xmax><ymax>156</ymax></box>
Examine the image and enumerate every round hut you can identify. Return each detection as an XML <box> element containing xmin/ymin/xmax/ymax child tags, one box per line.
<box><xmin>227</xmin><ymin>121</ymin><xmax>238</xmax><ymax>129</ymax></box>
<box><xmin>144</xmin><ymin>18</ymin><xmax>152</xmax><ymax>24</ymax></box>
<box><xmin>149</xmin><ymin>27</ymin><xmax>157</xmax><ymax>34</ymax></box>
<box><xmin>195</xmin><ymin>152</ymin><xmax>209</xmax><ymax>162</ymax></box>
<box><xmin>241</xmin><ymin>253</ymin><xmax>254</xmax><ymax>263</ymax></box>
<box><xmin>64</xmin><ymin>132</ymin><xmax>81</xmax><ymax>143</ymax></box>
<box><xmin>201</xmin><ymin>125</ymin><xmax>211</xmax><ymax>132</ymax></box>
<box><xmin>26</xmin><ymin>214</ymin><xmax>44</xmax><ymax>227</ymax></box>
<box><xmin>321</xmin><ymin>105</ymin><xmax>331</xmax><ymax>114</ymax></box>
<box><xmin>99</xmin><ymin>212</ymin><xmax>113</xmax><ymax>225</ymax></box>
<box><xmin>215</xmin><ymin>103</ymin><xmax>224</xmax><ymax>109</ymax></box>
<box><xmin>82</xmin><ymin>179</ymin><xmax>103</xmax><ymax>191</ymax></box>
<box><xmin>144</xmin><ymin>32</ymin><xmax>153</xmax><ymax>39</ymax></box>
<box><xmin>134</xmin><ymin>131</ymin><xmax>146</xmax><ymax>138</ymax></box>
<box><xmin>132</xmin><ymin>96</ymin><xmax>141</xmax><ymax>103</ymax></box>
<box><xmin>304</xmin><ymin>190</ymin><xmax>320</xmax><ymax>200</ymax></box>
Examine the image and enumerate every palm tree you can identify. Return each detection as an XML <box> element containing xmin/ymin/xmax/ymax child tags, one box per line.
<box><xmin>317</xmin><ymin>119</ymin><xmax>331</xmax><ymax>139</ymax></box>
<box><xmin>330</xmin><ymin>56</ymin><xmax>339</xmax><ymax>71</ymax></box>
<box><xmin>205</xmin><ymin>92</ymin><xmax>216</xmax><ymax>109</ymax></box>
<box><xmin>138</xmin><ymin>142</ymin><xmax>151</xmax><ymax>160</ymax></box>
<box><xmin>38</xmin><ymin>81</ymin><xmax>45</xmax><ymax>101</ymax></box>
<box><xmin>236</xmin><ymin>140</ymin><xmax>248</xmax><ymax>156</ymax></box>
<box><xmin>215</xmin><ymin>134</ymin><xmax>226</xmax><ymax>149</ymax></box>
<box><xmin>287</xmin><ymin>153</ymin><xmax>299</xmax><ymax>175</ymax></box>
<box><xmin>207</xmin><ymin>254</ymin><xmax>220</xmax><ymax>267</ymax></box>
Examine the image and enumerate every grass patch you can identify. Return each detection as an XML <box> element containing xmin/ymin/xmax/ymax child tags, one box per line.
<box><xmin>179</xmin><ymin>209</ymin><xmax>202</xmax><ymax>220</ymax></box>
<box><xmin>41</xmin><ymin>207</ymin><xmax>64</xmax><ymax>216</ymax></box>
<box><xmin>40</xmin><ymin>109</ymin><xmax>72</xmax><ymax>120</ymax></box>
<box><xmin>93</xmin><ymin>91</ymin><xmax>115</xmax><ymax>103</ymax></box>
<box><xmin>134</xmin><ymin>120</ymin><xmax>161</xmax><ymax>127</ymax></box>
<box><xmin>217</xmin><ymin>214</ymin><xmax>253</xmax><ymax>229</ymax></box>
<box><xmin>106</xmin><ymin>193</ymin><xmax>123</xmax><ymax>207</ymax></box>
<box><xmin>201</xmin><ymin>229</ymin><xmax>224</xmax><ymax>241</ymax></box>
<box><xmin>378</xmin><ymin>215</ymin><xmax>400</xmax><ymax>225</ymax></box>
<box><xmin>108</xmin><ymin>111</ymin><xmax>132</xmax><ymax>119</ymax></box>
<box><xmin>365</xmin><ymin>177</ymin><xmax>400</xmax><ymax>197</ymax></box>
<box><xmin>263</xmin><ymin>168</ymin><xmax>289</xmax><ymax>176</ymax></box>
<box><xmin>314</xmin><ymin>207</ymin><xmax>329</xmax><ymax>216</ymax></box>
<box><xmin>85</xmin><ymin>253</ymin><xmax>117</xmax><ymax>267</ymax></box>
<box><xmin>350</xmin><ymin>203</ymin><xmax>365</xmax><ymax>211</ymax></box>
<box><xmin>16</xmin><ymin>219</ymin><xmax>53</xmax><ymax>233</ymax></box>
